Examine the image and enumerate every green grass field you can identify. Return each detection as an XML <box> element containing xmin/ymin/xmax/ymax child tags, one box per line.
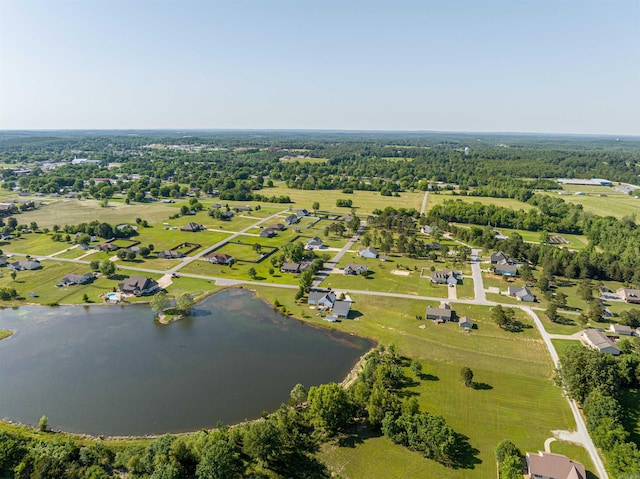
<box><xmin>425</xmin><ymin>192</ymin><xmax>535</xmax><ymax>212</ymax></box>
<box><xmin>542</xmin><ymin>186</ymin><xmax>640</xmax><ymax>220</ymax></box>
<box><xmin>248</xmin><ymin>286</ymin><xmax>586</xmax><ymax>479</ymax></box>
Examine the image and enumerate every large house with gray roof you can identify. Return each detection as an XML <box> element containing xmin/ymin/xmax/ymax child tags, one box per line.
<box><xmin>580</xmin><ymin>329</ymin><xmax>621</xmax><ymax>355</ymax></box>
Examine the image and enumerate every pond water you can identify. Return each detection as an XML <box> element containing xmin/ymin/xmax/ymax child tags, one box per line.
<box><xmin>0</xmin><ymin>288</ymin><xmax>373</xmax><ymax>436</ymax></box>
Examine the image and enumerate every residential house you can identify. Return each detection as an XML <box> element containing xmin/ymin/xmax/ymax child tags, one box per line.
<box><xmin>285</xmin><ymin>214</ymin><xmax>299</xmax><ymax>226</ymax></box>
<box><xmin>220</xmin><ymin>211</ymin><xmax>234</xmax><ymax>220</ymax></box>
<box><xmin>234</xmin><ymin>206</ymin><xmax>252</xmax><ymax>213</ymax></box>
<box><xmin>58</xmin><ymin>273</ymin><xmax>95</xmax><ymax>286</ymax></box>
<box><xmin>0</xmin><ymin>203</ymin><xmax>18</xmax><ymax>217</ymax></box>
<box><xmin>205</xmin><ymin>253</ymin><xmax>234</xmax><ymax>265</ymax></box>
<box><xmin>125</xmin><ymin>245</ymin><xmax>141</xmax><ymax>254</ymax></box>
<box><xmin>491</xmin><ymin>252</ymin><xmax>509</xmax><ymax>264</ymax></box>
<box><xmin>459</xmin><ymin>317</ymin><xmax>474</xmax><ymax>330</ymax></box>
<box><xmin>379</xmin><ymin>254</ymin><xmax>389</xmax><ymax>262</ymax></box>
<box><xmin>507</xmin><ymin>286</ymin><xmax>536</xmax><ymax>302</ymax></box>
<box><xmin>158</xmin><ymin>250</ymin><xmax>185</xmax><ymax>259</ymax></box>
<box><xmin>280</xmin><ymin>262</ymin><xmax>309</xmax><ymax>274</ymax></box>
<box><xmin>0</xmin><ymin>256</ymin><xmax>8</xmax><ymax>267</ymax></box>
<box><xmin>95</xmin><ymin>242</ymin><xmax>119</xmax><ymax>252</ymax></box>
<box><xmin>118</xmin><ymin>276</ymin><xmax>160</xmax><ymax>296</ymax></box>
<box><xmin>526</xmin><ymin>451</ymin><xmax>585</xmax><ymax>479</ymax></box>
<box><xmin>9</xmin><ymin>260</ymin><xmax>42</xmax><ymax>271</ymax></box>
<box><xmin>332</xmin><ymin>300</ymin><xmax>352</xmax><ymax>318</ymax></box>
<box><xmin>269</xmin><ymin>223</ymin><xmax>285</xmax><ymax>231</ymax></box>
<box><xmin>616</xmin><ymin>288</ymin><xmax>640</xmax><ymax>304</ymax></box>
<box><xmin>210</xmin><ymin>203</ymin><xmax>222</xmax><ymax>209</ymax></box>
<box><xmin>430</xmin><ymin>269</ymin><xmax>459</xmax><ymax>285</ymax></box>
<box><xmin>344</xmin><ymin>264</ymin><xmax>368</xmax><ymax>275</ymax></box>
<box><xmin>426</xmin><ymin>302</ymin><xmax>453</xmax><ymax>322</ymax></box>
<box><xmin>610</xmin><ymin>324</ymin><xmax>633</xmax><ymax>336</ymax></box>
<box><xmin>296</xmin><ymin>209</ymin><xmax>308</xmax><ymax>217</ymax></box>
<box><xmin>260</xmin><ymin>228</ymin><xmax>276</xmax><ymax>238</ymax></box>
<box><xmin>180</xmin><ymin>222</ymin><xmax>205</xmax><ymax>232</ymax></box>
<box><xmin>358</xmin><ymin>246</ymin><xmax>379</xmax><ymax>259</ymax></box>
<box><xmin>580</xmin><ymin>329</ymin><xmax>621</xmax><ymax>355</ymax></box>
<box><xmin>305</xmin><ymin>237</ymin><xmax>323</xmax><ymax>250</ymax></box>
<box><xmin>420</xmin><ymin>225</ymin><xmax>437</xmax><ymax>235</ymax></box>
<box><xmin>308</xmin><ymin>290</ymin><xmax>336</xmax><ymax>309</ymax></box>
<box><xmin>494</xmin><ymin>264</ymin><xmax>518</xmax><ymax>277</ymax></box>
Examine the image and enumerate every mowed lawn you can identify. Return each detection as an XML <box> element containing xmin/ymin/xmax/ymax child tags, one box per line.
<box><xmin>424</xmin><ymin>192</ymin><xmax>535</xmax><ymax>212</ymax></box>
<box><xmin>248</xmin><ymin>287</ymin><xmax>585</xmax><ymax>479</ymax></box>
<box><xmin>541</xmin><ymin>188</ymin><xmax>640</xmax><ymax>220</ymax></box>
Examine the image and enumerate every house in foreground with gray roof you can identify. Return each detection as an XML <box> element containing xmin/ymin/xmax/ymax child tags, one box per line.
<box><xmin>58</xmin><ymin>273</ymin><xmax>95</xmax><ymax>286</ymax></box>
<box><xmin>580</xmin><ymin>329</ymin><xmax>621</xmax><ymax>355</ymax></box>
<box><xmin>9</xmin><ymin>259</ymin><xmax>42</xmax><ymax>271</ymax></box>
<box><xmin>507</xmin><ymin>286</ymin><xmax>536</xmax><ymax>302</ymax></box>
<box><xmin>526</xmin><ymin>451</ymin><xmax>585</xmax><ymax>479</ymax></box>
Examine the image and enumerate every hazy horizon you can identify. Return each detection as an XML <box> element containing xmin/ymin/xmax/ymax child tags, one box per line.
<box><xmin>1</xmin><ymin>0</ymin><xmax>639</xmax><ymax>135</ymax></box>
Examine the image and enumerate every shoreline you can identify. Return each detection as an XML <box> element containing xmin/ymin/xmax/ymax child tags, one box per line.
<box><xmin>0</xmin><ymin>285</ymin><xmax>377</xmax><ymax>442</ymax></box>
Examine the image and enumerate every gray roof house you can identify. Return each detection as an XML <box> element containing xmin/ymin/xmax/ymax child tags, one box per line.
<box><xmin>158</xmin><ymin>250</ymin><xmax>185</xmax><ymax>259</ymax></box>
<box><xmin>495</xmin><ymin>264</ymin><xmax>518</xmax><ymax>276</ymax></box>
<box><xmin>280</xmin><ymin>262</ymin><xmax>309</xmax><ymax>274</ymax></box>
<box><xmin>180</xmin><ymin>222</ymin><xmax>205</xmax><ymax>232</ymax></box>
<box><xmin>308</xmin><ymin>290</ymin><xmax>337</xmax><ymax>309</ymax></box>
<box><xmin>424</xmin><ymin>306</ymin><xmax>453</xmax><ymax>321</ymax></box>
<box><xmin>260</xmin><ymin>228</ymin><xmax>276</xmax><ymax>238</ymax></box>
<box><xmin>58</xmin><ymin>273</ymin><xmax>95</xmax><ymax>286</ymax></box>
<box><xmin>305</xmin><ymin>237</ymin><xmax>323</xmax><ymax>250</ymax></box>
<box><xmin>507</xmin><ymin>286</ymin><xmax>535</xmax><ymax>302</ymax></box>
<box><xmin>9</xmin><ymin>259</ymin><xmax>42</xmax><ymax>271</ymax></box>
<box><xmin>430</xmin><ymin>269</ymin><xmax>459</xmax><ymax>285</ymax></box>
<box><xmin>580</xmin><ymin>329</ymin><xmax>621</xmax><ymax>355</ymax></box>
<box><xmin>344</xmin><ymin>264</ymin><xmax>368</xmax><ymax>275</ymax></box>
<box><xmin>332</xmin><ymin>300</ymin><xmax>352</xmax><ymax>318</ymax></box>
<box><xmin>296</xmin><ymin>209</ymin><xmax>308</xmax><ymax>217</ymax></box>
<box><xmin>204</xmin><ymin>253</ymin><xmax>233</xmax><ymax>265</ymax></box>
<box><xmin>616</xmin><ymin>288</ymin><xmax>640</xmax><ymax>304</ymax></box>
<box><xmin>459</xmin><ymin>317</ymin><xmax>474</xmax><ymax>330</ymax></box>
<box><xmin>491</xmin><ymin>252</ymin><xmax>509</xmax><ymax>264</ymax></box>
<box><xmin>118</xmin><ymin>276</ymin><xmax>160</xmax><ymax>296</ymax></box>
<box><xmin>285</xmin><ymin>214</ymin><xmax>299</xmax><ymax>226</ymax></box>
<box><xmin>609</xmin><ymin>324</ymin><xmax>633</xmax><ymax>336</ymax></box>
<box><xmin>358</xmin><ymin>246</ymin><xmax>379</xmax><ymax>259</ymax></box>
<box><xmin>0</xmin><ymin>256</ymin><xmax>8</xmax><ymax>267</ymax></box>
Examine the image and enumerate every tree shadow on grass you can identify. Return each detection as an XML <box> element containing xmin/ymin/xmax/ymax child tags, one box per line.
<box><xmin>553</xmin><ymin>316</ymin><xmax>576</xmax><ymax>326</ymax></box>
<box><xmin>451</xmin><ymin>433</ymin><xmax>482</xmax><ymax>470</ymax></box>
<box><xmin>472</xmin><ymin>382</ymin><xmax>493</xmax><ymax>390</ymax></box>
<box><xmin>419</xmin><ymin>373</ymin><xmax>440</xmax><ymax>381</ymax></box>
<box><xmin>337</xmin><ymin>423</ymin><xmax>381</xmax><ymax>448</ymax></box>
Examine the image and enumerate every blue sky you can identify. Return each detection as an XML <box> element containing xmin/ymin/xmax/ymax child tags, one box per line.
<box><xmin>1</xmin><ymin>0</ymin><xmax>638</xmax><ymax>134</ymax></box>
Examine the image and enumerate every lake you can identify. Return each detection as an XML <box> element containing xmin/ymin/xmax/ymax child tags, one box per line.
<box><xmin>0</xmin><ymin>288</ymin><xmax>373</xmax><ymax>436</ymax></box>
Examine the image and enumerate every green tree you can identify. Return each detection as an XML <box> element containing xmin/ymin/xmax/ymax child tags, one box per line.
<box><xmin>577</xmin><ymin>280</ymin><xmax>594</xmax><ymax>301</ymax></box>
<box><xmin>38</xmin><ymin>415</ymin><xmax>48</xmax><ymax>432</ymax></box>
<box><xmin>289</xmin><ymin>383</ymin><xmax>307</xmax><ymax>406</ymax></box>
<box><xmin>299</xmin><ymin>270</ymin><xmax>314</xmax><ymax>293</ymax></box>
<box><xmin>10</xmin><ymin>271</ymin><xmax>16</xmax><ymax>282</ymax></box>
<box><xmin>499</xmin><ymin>454</ymin><xmax>523</xmax><ymax>479</ymax></box>
<box><xmin>82</xmin><ymin>293</ymin><xmax>89</xmax><ymax>303</ymax></box>
<box><xmin>410</xmin><ymin>360</ymin><xmax>423</xmax><ymax>377</ymax></box>
<box><xmin>546</xmin><ymin>303</ymin><xmax>559</xmax><ymax>323</ymax></box>
<box><xmin>460</xmin><ymin>366</ymin><xmax>474</xmax><ymax>387</ymax></box>
<box><xmin>89</xmin><ymin>260</ymin><xmax>100</xmax><ymax>271</ymax></box>
<box><xmin>100</xmin><ymin>260</ymin><xmax>116</xmax><ymax>277</ymax></box>
<box><xmin>307</xmin><ymin>383</ymin><xmax>353</xmax><ymax>435</ymax></box>
<box><xmin>243</xmin><ymin>419</ymin><xmax>283</xmax><ymax>465</ymax></box>
<box><xmin>176</xmin><ymin>294</ymin><xmax>195</xmax><ymax>315</ymax></box>
<box><xmin>151</xmin><ymin>291</ymin><xmax>171</xmax><ymax>313</ymax></box>
<box><xmin>495</xmin><ymin>439</ymin><xmax>521</xmax><ymax>462</ymax></box>
<box><xmin>247</xmin><ymin>267</ymin><xmax>257</xmax><ymax>279</ymax></box>
<box><xmin>554</xmin><ymin>291</ymin><xmax>568</xmax><ymax>308</ymax></box>
<box><xmin>127</xmin><ymin>251</ymin><xmax>137</xmax><ymax>261</ymax></box>
<box><xmin>312</xmin><ymin>201</ymin><xmax>320</xmax><ymax>213</ymax></box>
<box><xmin>195</xmin><ymin>435</ymin><xmax>242</xmax><ymax>479</ymax></box>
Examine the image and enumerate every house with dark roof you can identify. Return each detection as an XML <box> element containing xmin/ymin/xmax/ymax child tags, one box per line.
<box><xmin>260</xmin><ymin>228</ymin><xmax>276</xmax><ymax>238</ymax></box>
<box><xmin>95</xmin><ymin>242</ymin><xmax>119</xmax><ymax>252</ymax></box>
<box><xmin>58</xmin><ymin>273</ymin><xmax>95</xmax><ymax>286</ymax></box>
<box><xmin>285</xmin><ymin>214</ymin><xmax>299</xmax><ymax>226</ymax></box>
<box><xmin>280</xmin><ymin>262</ymin><xmax>310</xmax><ymax>274</ymax></box>
<box><xmin>507</xmin><ymin>286</ymin><xmax>535</xmax><ymax>302</ymax></box>
<box><xmin>118</xmin><ymin>276</ymin><xmax>160</xmax><ymax>296</ymax></box>
<box><xmin>358</xmin><ymin>246</ymin><xmax>379</xmax><ymax>259</ymax></box>
<box><xmin>0</xmin><ymin>256</ymin><xmax>8</xmax><ymax>267</ymax></box>
<box><xmin>426</xmin><ymin>303</ymin><xmax>454</xmax><ymax>321</ymax></box>
<box><xmin>269</xmin><ymin>223</ymin><xmax>285</xmax><ymax>231</ymax></box>
<box><xmin>158</xmin><ymin>250</ymin><xmax>185</xmax><ymax>259</ymax></box>
<box><xmin>526</xmin><ymin>451</ymin><xmax>585</xmax><ymax>479</ymax></box>
<box><xmin>205</xmin><ymin>253</ymin><xmax>234</xmax><ymax>265</ymax></box>
<box><xmin>180</xmin><ymin>222</ymin><xmax>205</xmax><ymax>232</ymax></box>
<box><xmin>9</xmin><ymin>260</ymin><xmax>42</xmax><ymax>271</ymax></box>
<box><xmin>430</xmin><ymin>269</ymin><xmax>459</xmax><ymax>285</ymax></box>
<box><xmin>581</xmin><ymin>329</ymin><xmax>621</xmax><ymax>355</ymax></box>
<box><xmin>220</xmin><ymin>211</ymin><xmax>234</xmax><ymax>219</ymax></box>
<box><xmin>0</xmin><ymin>203</ymin><xmax>18</xmax><ymax>217</ymax></box>
<box><xmin>344</xmin><ymin>264</ymin><xmax>368</xmax><ymax>275</ymax></box>
<box><xmin>495</xmin><ymin>264</ymin><xmax>518</xmax><ymax>276</ymax></box>
<box><xmin>616</xmin><ymin>288</ymin><xmax>640</xmax><ymax>304</ymax></box>
<box><xmin>491</xmin><ymin>252</ymin><xmax>509</xmax><ymax>264</ymax></box>
<box><xmin>234</xmin><ymin>205</ymin><xmax>252</xmax><ymax>213</ymax></box>
<box><xmin>296</xmin><ymin>209</ymin><xmax>308</xmax><ymax>217</ymax></box>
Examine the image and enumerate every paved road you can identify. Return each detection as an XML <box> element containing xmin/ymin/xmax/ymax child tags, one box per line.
<box><xmin>523</xmin><ymin>307</ymin><xmax>609</xmax><ymax>479</ymax></box>
<box><xmin>470</xmin><ymin>248</ymin><xmax>488</xmax><ymax>304</ymax></box>
<box><xmin>313</xmin><ymin>223</ymin><xmax>365</xmax><ymax>288</ymax></box>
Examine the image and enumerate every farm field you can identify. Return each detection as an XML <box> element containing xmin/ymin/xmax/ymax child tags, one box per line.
<box><xmin>424</xmin><ymin>192</ymin><xmax>534</xmax><ymax>212</ymax></box>
<box><xmin>248</xmin><ymin>287</ymin><xmax>589</xmax><ymax>479</ymax></box>
<box><xmin>542</xmin><ymin>186</ymin><xmax>640</xmax><ymax>220</ymax></box>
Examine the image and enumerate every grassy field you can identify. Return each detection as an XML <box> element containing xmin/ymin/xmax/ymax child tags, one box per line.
<box><xmin>541</xmin><ymin>186</ymin><xmax>640</xmax><ymax>220</ymax></box>
<box><xmin>269</xmin><ymin>183</ymin><xmax>426</xmax><ymax>214</ymax></box>
<box><xmin>3</xmin><ymin>232</ymin><xmax>71</xmax><ymax>256</ymax></box>
<box><xmin>248</xmin><ymin>286</ymin><xmax>585</xmax><ymax>479</ymax></box>
<box><xmin>425</xmin><ymin>192</ymin><xmax>535</xmax><ymax>212</ymax></box>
